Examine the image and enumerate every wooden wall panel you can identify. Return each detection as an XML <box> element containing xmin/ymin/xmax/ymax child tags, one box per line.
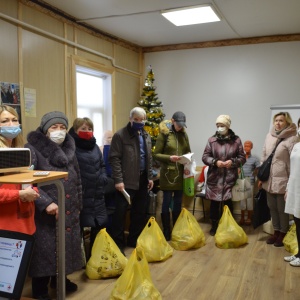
<box><xmin>114</xmin><ymin>45</ymin><xmax>141</xmax><ymax>73</ymax></box>
<box><xmin>0</xmin><ymin>19</ymin><xmax>19</xmax><ymax>82</ymax></box>
<box><xmin>113</xmin><ymin>72</ymin><xmax>140</xmax><ymax>130</ymax></box>
<box><xmin>21</xmin><ymin>4</ymin><xmax>64</xmax><ymax>37</ymax></box>
<box><xmin>76</xmin><ymin>29</ymin><xmax>114</xmax><ymax>63</ymax></box>
<box><xmin>22</xmin><ymin>30</ymin><xmax>65</xmax><ymax>134</ymax></box>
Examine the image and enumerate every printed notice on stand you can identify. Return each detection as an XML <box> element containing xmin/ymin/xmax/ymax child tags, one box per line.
<box><xmin>0</xmin><ymin>237</ymin><xmax>26</xmax><ymax>294</ymax></box>
<box><xmin>178</xmin><ymin>153</ymin><xmax>194</xmax><ymax>164</ymax></box>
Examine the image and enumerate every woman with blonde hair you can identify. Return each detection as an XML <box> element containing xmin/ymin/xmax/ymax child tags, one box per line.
<box><xmin>259</xmin><ymin>112</ymin><xmax>298</xmax><ymax>247</ymax></box>
<box><xmin>0</xmin><ymin>105</ymin><xmax>39</xmax><ymax>235</ymax></box>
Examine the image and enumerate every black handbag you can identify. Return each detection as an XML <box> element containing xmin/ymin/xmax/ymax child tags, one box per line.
<box><xmin>252</xmin><ymin>189</ymin><xmax>270</xmax><ymax>229</ymax></box>
<box><xmin>257</xmin><ymin>139</ymin><xmax>283</xmax><ymax>182</ymax></box>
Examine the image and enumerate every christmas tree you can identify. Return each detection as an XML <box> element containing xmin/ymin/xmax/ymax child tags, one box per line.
<box><xmin>138</xmin><ymin>66</ymin><xmax>165</xmax><ymax>150</ymax></box>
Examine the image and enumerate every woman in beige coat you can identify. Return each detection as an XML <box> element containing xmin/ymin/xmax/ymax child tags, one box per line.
<box><xmin>259</xmin><ymin>112</ymin><xmax>298</xmax><ymax>247</ymax></box>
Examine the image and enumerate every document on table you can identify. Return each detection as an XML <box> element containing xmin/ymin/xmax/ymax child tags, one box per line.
<box><xmin>178</xmin><ymin>152</ymin><xmax>194</xmax><ymax>164</ymax></box>
<box><xmin>121</xmin><ymin>189</ymin><xmax>131</xmax><ymax>204</ymax></box>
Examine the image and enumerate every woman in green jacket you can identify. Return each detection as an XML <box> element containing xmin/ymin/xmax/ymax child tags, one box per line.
<box><xmin>153</xmin><ymin>111</ymin><xmax>191</xmax><ymax>240</ymax></box>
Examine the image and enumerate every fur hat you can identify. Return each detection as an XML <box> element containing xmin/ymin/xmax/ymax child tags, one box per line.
<box><xmin>172</xmin><ymin>111</ymin><xmax>187</xmax><ymax>128</ymax></box>
<box><xmin>40</xmin><ymin>111</ymin><xmax>68</xmax><ymax>134</ymax></box>
<box><xmin>216</xmin><ymin>115</ymin><xmax>231</xmax><ymax>128</ymax></box>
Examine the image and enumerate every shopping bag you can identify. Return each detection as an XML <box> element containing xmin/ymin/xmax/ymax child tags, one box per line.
<box><xmin>283</xmin><ymin>223</ymin><xmax>298</xmax><ymax>255</ymax></box>
<box><xmin>110</xmin><ymin>246</ymin><xmax>162</xmax><ymax>300</ymax></box>
<box><xmin>252</xmin><ymin>189</ymin><xmax>270</xmax><ymax>229</ymax></box>
<box><xmin>86</xmin><ymin>228</ymin><xmax>127</xmax><ymax>279</ymax></box>
<box><xmin>232</xmin><ymin>166</ymin><xmax>252</xmax><ymax>201</ymax></box>
<box><xmin>183</xmin><ymin>159</ymin><xmax>196</xmax><ymax>197</ymax></box>
<box><xmin>137</xmin><ymin>217</ymin><xmax>173</xmax><ymax>262</ymax></box>
<box><xmin>170</xmin><ymin>208</ymin><xmax>206</xmax><ymax>250</ymax></box>
<box><xmin>215</xmin><ymin>205</ymin><xmax>248</xmax><ymax>249</ymax></box>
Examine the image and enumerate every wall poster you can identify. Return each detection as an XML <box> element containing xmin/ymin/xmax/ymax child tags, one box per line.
<box><xmin>0</xmin><ymin>82</ymin><xmax>22</xmax><ymax>124</ymax></box>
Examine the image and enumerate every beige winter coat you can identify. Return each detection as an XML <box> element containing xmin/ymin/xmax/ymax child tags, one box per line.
<box><xmin>261</xmin><ymin>123</ymin><xmax>298</xmax><ymax>194</ymax></box>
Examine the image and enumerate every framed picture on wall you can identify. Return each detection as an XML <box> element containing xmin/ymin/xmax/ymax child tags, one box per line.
<box><xmin>0</xmin><ymin>81</ymin><xmax>22</xmax><ymax>124</ymax></box>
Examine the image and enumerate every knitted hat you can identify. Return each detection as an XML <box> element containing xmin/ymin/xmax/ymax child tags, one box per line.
<box><xmin>40</xmin><ymin>111</ymin><xmax>68</xmax><ymax>134</ymax></box>
<box><xmin>216</xmin><ymin>115</ymin><xmax>231</xmax><ymax>128</ymax></box>
<box><xmin>172</xmin><ymin>111</ymin><xmax>187</xmax><ymax>128</ymax></box>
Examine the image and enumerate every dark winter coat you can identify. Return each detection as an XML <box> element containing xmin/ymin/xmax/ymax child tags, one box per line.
<box><xmin>202</xmin><ymin>129</ymin><xmax>246</xmax><ymax>201</ymax></box>
<box><xmin>25</xmin><ymin>129</ymin><xmax>83</xmax><ymax>277</ymax></box>
<box><xmin>109</xmin><ymin>122</ymin><xmax>153</xmax><ymax>189</ymax></box>
<box><xmin>153</xmin><ymin>120</ymin><xmax>191</xmax><ymax>190</ymax></box>
<box><xmin>69</xmin><ymin>127</ymin><xmax>108</xmax><ymax>228</ymax></box>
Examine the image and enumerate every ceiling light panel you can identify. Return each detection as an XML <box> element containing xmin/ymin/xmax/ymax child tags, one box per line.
<box><xmin>161</xmin><ymin>5</ymin><xmax>221</xmax><ymax>26</ymax></box>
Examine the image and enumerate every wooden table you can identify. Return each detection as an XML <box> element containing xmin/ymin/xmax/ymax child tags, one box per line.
<box><xmin>0</xmin><ymin>170</ymin><xmax>68</xmax><ymax>300</ymax></box>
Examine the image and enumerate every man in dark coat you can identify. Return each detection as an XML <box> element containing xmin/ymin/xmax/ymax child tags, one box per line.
<box><xmin>109</xmin><ymin>107</ymin><xmax>153</xmax><ymax>253</ymax></box>
<box><xmin>26</xmin><ymin>111</ymin><xmax>83</xmax><ymax>300</ymax></box>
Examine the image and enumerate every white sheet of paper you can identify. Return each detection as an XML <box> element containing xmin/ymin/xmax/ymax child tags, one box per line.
<box><xmin>178</xmin><ymin>152</ymin><xmax>194</xmax><ymax>164</ymax></box>
<box><xmin>121</xmin><ymin>189</ymin><xmax>131</xmax><ymax>204</ymax></box>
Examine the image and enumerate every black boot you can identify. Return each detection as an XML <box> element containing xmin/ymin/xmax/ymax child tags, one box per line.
<box><xmin>161</xmin><ymin>212</ymin><xmax>171</xmax><ymax>241</ymax></box>
<box><xmin>32</xmin><ymin>276</ymin><xmax>50</xmax><ymax>300</ymax></box>
<box><xmin>210</xmin><ymin>220</ymin><xmax>218</xmax><ymax>236</ymax></box>
<box><xmin>172</xmin><ymin>210</ymin><xmax>181</xmax><ymax>227</ymax></box>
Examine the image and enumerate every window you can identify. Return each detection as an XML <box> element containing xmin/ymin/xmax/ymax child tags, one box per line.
<box><xmin>76</xmin><ymin>65</ymin><xmax>112</xmax><ymax>145</ymax></box>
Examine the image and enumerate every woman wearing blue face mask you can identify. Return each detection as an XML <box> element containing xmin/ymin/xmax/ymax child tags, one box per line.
<box><xmin>202</xmin><ymin>115</ymin><xmax>246</xmax><ymax>236</ymax></box>
<box><xmin>0</xmin><ymin>105</ymin><xmax>39</xmax><ymax>235</ymax></box>
<box><xmin>26</xmin><ymin>111</ymin><xmax>83</xmax><ymax>300</ymax></box>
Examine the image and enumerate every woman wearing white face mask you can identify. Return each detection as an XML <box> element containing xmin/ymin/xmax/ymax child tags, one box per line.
<box><xmin>26</xmin><ymin>111</ymin><xmax>83</xmax><ymax>300</ymax></box>
<box><xmin>202</xmin><ymin>114</ymin><xmax>246</xmax><ymax>236</ymax></box>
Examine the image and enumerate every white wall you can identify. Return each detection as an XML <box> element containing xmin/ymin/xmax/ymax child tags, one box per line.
<box><xmin>145</xmin><ymin>41</ymin><xmax>300</xmax><ymax>165</ymax></box>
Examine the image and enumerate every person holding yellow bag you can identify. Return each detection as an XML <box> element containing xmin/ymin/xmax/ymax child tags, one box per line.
<box><xmin>284</xmin><ymin>117</ymin><xmax>300</xmax><ymax>266</ymax></box>
<box><xmin>202</xmin><ymin>115</ymin><xmax>246</xmax><ymax>236</ymax></box>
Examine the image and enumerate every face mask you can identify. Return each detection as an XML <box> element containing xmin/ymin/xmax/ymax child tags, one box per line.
<box><xmin>217</xmin><ymin>127</ymin><xmax>228</xmax><ymax>135</ymax></box>
<box><xmin>298</xmin><ymin>128</ymin><xmax>300</xmax><ymax>136</ymax></box>
<box><xmin>78</xmin><ymin>131</ymin><xmax>93</xmax><ymax>140</ymax></box>
<box><xmin>49</xmin><ymin>130</ymin><xmax>66</xmax><ymax>144</ymax></box>
<box><xmin>0</xmin><ymin>126</ymin><xmax>21</xmax><ymax>139</ymax></box>
<box><xmin>132</xmin><ymin>121</ymin><xmax>145</xmax><ymax>131</ymax></box>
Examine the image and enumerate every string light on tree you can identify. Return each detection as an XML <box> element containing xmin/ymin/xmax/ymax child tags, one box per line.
<box><xmin>138</xmin><ymin>65</ymin><xmax>165</xmax><ymax>150</ymax></box>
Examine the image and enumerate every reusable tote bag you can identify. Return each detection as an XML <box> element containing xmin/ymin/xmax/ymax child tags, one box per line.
<box><xmin>232</xmin><ymin>165</ymin><xmax>252</xmax><ymax>201</ymax></box>
<box><xmin>252</xmin><ymin>189</ymin><xmax>270</xmax><ymax>229</ymax></box>
<box><xmin>183</xmin><ymin>158</ymin><xmax>196</xmax><ymax>197</ymax></box>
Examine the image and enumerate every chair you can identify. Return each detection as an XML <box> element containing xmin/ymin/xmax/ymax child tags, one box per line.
<box><xmin>193</xmin><ymin>192</ymin><xmax>206</xmax><ymax>218</ymax></box>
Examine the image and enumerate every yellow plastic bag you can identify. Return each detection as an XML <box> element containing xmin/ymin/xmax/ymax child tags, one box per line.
<box><xmin>283</xmin><ymin>223</ymin><xmax>298</xmax><ymax>255</ymax></box>
<box><xmin>170</xmin><ymin>208</ymin><xmax>206</xmax><ymax>250</ymax></box>
<box><xmin>86</xmin><ymin>228</ymin><xmax>127</xmax><ymax>279</ymax></box>
<box><xmin>137</xmin><ymin>217</ymin><xmax>173</xmax><ymax>262</ymax></box>
<box><xmin>110</xmin><ymin>246</ymin><xmax>162</xmax><ymax>300</ymax></box>
<box><xmin>215</xmin><ymin>205</ymin><xmax>248</xmax><ymax>249</ymax></box>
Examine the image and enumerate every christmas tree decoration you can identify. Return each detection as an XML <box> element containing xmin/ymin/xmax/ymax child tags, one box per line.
<box><xmin>138</xmin><ymin>66</ymin><xmax>165</xmax><ymax>150</ymax></box>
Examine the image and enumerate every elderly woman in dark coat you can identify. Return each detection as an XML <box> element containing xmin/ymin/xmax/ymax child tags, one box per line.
<box><xmin>26</xmin><ymin>111</ymin><xmax>83</xmax><ymax>300</ymax></box>
<box><xmin>69</xmin><ymin>117</ymin><xmax>108</xmax><ymax>259</ymax></box>
<box><xmin>202</xmin><ymin>115</ymin><xmax>246</xmax><ymax>236</ymax></box>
